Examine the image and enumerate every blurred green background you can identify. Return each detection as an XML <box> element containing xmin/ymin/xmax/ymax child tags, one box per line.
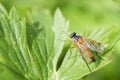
<box><xmin>0</xmin><ymin>0</ymin><xmax>120</xmax><ymax>80</ymax></box>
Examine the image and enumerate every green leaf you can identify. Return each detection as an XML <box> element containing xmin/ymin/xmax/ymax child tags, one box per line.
<box><xmin>0</xmin><ymin>3</ymin><xmax>8</xmax><ymax>16</ymax></box>
<box><xmin>0</xmin><ymin>3</ymin><xmax>119</xmax><ymax>80</ymax></box>
<box><xmin>48</xmin><ymin>8</ymin><xmax>69</xmax><ymax>80</ymax></box>
<box><xmin>0</xmin><ymin>4</ymin><xmax>28</xmax><ymax>80</ymax></box>
<box><xmin>50</xmin><ymin>10</ymin><xmax>120</xmax><ymax>80</ymax></box>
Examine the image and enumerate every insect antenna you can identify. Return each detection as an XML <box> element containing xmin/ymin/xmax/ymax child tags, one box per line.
<box><xmin>57</xmin><ymin>31</ymin><xmax>70</xmax><ymax>43</ymax></box>
<box><xmin>57</xmin><ymin>31</ymin><xmax>71</xmax><ymax>42</ymax></box>
<box><xmin>62</xmin><ymin>30</ymin><xmax>70</xmax><ymax>36</ymax></box>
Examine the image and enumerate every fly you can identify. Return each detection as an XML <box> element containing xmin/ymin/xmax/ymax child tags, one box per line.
<box><xmin>70</xmin><ymin>32</ymin><xmax>104</xmax><ymax>71</ymax></box>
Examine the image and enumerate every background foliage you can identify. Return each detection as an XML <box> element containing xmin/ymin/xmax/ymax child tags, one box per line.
<box><xmin>0</xmin><ymin>0</ymin><xmax>120</xmax><ymax>80</ymax></box>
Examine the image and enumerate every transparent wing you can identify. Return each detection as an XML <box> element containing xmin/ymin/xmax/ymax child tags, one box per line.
<box><xmin>80</xmin><ymin>49</ymin><xmax>92</xmax><ymax>64</ymax></box>
<box><xmin>82</xmin><ymin>37</ymin><xmax>104</xmax><ymax>53</ymax></box>
<box><xmin>77</xmin><ymin>43</ymin><xmax>93</xmax><ymax>64</ymax></box>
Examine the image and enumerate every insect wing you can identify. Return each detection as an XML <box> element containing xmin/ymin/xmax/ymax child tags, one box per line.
<box><xmin>82</xmin><ymin>37</ymin><xmax>104</xmax><ymax>53</ymax></box>
<box><xmin>77</xmin><ymin>43</ymin><xmax>93</xmax><ymax>64</ymax></box>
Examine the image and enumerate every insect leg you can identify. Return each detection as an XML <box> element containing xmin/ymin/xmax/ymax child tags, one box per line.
<box><xmin>95</xmin><ymin>52</ymin><xmax>104</xmax><ymax>61</ymax></box>
<box><xmin>68</xmin><ymin>46</ymin><xmax>76</xmax><ymax>59</ymax></box>
<box><xmin>82</xmin><ymin>56</ymin><xmax>92</xmax><ymax>72</ymax></box>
